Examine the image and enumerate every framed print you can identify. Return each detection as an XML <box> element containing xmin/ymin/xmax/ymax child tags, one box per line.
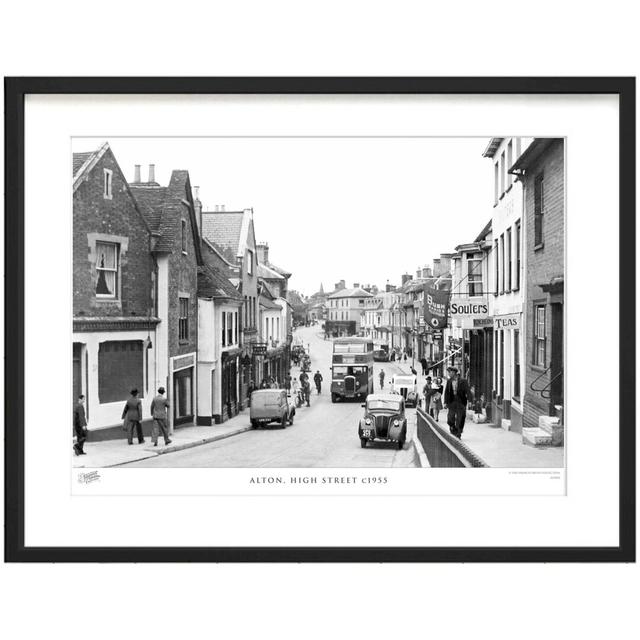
<box><xmin>4</xmin><ymin>77</ymin><xmax>635</xmax><ymax>562</ymax></box>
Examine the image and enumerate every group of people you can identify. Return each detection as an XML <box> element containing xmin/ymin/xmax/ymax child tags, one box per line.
<box><xmin>72</xmin><ymin>386</ymin><xmax>173</xmax><ymax>456</ymax></box>
<box><xmin>375</xmin><ymin>362</ymin><xmax>470</xmax><ymax>440</ymax></box>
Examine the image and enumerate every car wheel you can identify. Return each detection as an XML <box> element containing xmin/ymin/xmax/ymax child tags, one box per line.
<box><xmin>289</xmin><ymin>412</ymin><xmax>295</xmax><ymax>425</ymax></box>
<box><xmin>281</xmin><ymin>415</ymin><xmax>287</xmax><ymax>429</ymax></box>
<box><xmin>360</xmin><ymin>438</ymin><xmax>367</xmax><ymax>448</ymax></box>
<box><xmin>397</xmin><ymin>438</ymin><xmax>404</xmax><ymax>450</ymax></box>
<box><xmin>331</xmin><ymin>393</ymin><xmax>337</xmax><ymax>403</ymax></box>
<box><xmin>251</xmin><ymin>420</ymin><xmax>258</xmax><ymax>429</ymax></box>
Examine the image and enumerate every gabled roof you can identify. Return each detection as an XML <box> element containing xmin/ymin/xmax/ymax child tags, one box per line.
<box><xmin>73</xmin><ymin>142</ymin><xmax>110</xmax><ymax>189</ymax></box>
<box><xmin>474</xmin><ymin>219</ymin><xmax>492</xmax><ymax>242</ymax></box>
<box><xmin>258</xmin><ymin>262</ymin><xmax>285</xmax><ymax>280</ymax></box>
<box><xmin>259</xmin><ymin>294</ymin><xmax>282</xmax><ymax>310</ymax></box>
<box><xmin>130</xmin><ymin>170</ymin><xmax>202</xmax><ymax>262</ymax></box>
<box><xmin>197</xmin><ymin>265</ymin><xmax>242</xmax><ymax>301</ymax></box>
<box><xmin>327</xmin><ymin>287</ymin><xmax>374</xmax><ymax>300</ymax></box>
<box><xmin>201</xmin><ymin>210</ymin><xmax>252</xmax><ymax>263</ymax></box>
<box><xmin>259</xmin><ymin>279</ymin><xmax>278</xmax><ymax>300</ymax></box>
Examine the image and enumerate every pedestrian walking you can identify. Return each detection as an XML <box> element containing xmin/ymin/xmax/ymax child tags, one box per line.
<box><xmin>122</xmin><ymin>388</ymin><xmax>145</xmax><ymax>444</ymax></box>
<box><xmin>429</xmin><ymin>377</ymin><xmax>444</xmax><ymax>421</ymax></box>
<box><xmin>420</xmin><ymin>357</ymin><xmax>428</xmax><ymax>376</ymax></box>
<box><xmin>443</xmin><ymin>367</ymin><xmax>469</xmax><ymax>438</ymax></box>
<box><xmin>247</xmin><ymin>379</ymin><xmax>257</xmax><ymax>407</ymax></box>
<box><xmin>284</xmin><ymin>375</ymin><xmax>292</xmax><ymax>392</ymax></box>
<box><xmin>379</xmin><ymin>369</ymin><xmax>386</xmax><ymax>389</ymax></box>
<box><xmin>150</xmin><ymin>387</ymin><xmax>172</xmax><ymax>447</ymax></box>
<box><xmin>73</xmin><ymin>394</ymin><xmax>88</xmax><ymax>455</ymax></box>
<box><xmin>302</xmin><ymin>379</ymin><xmax>311</xmax><ymax>406</ymax></box>
<box><xmin>313</xmin><ymin>370</ymin><xmax>323</xmax><ymax>394</ymax></box>
<box><xmin>403</xmin><ymin>351</ymin><xmax>407</xmax><ymax>362</ymax></box>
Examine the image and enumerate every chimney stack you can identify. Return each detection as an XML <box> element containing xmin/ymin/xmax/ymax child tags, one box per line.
<box><xmin>148</xmin><ymin>164</ymin><xmax>155</xmax><ymax>183</ymax></box>
<box><xmin>256</xmin><ymin>242</ymin><xmax>269</xmax><ymax>265</ymax></box>
<box><xmin>401</xmin><ymin>273</ymin><xmax>413</xmax><ymax>286</ymax></box>
<box><xmin>353</xmin><ymin>283</ymin><xmax>360</xmax><ymax>289</ymax></box>
<box><xmin>193</xmin><ymin>186</ymin><xmax>202</xmax><ymax>232</ymax></box>
<box><xmin>134</xmin><ymin>164</ymin><xmax>141</xmax><ymax>183</ymax></box>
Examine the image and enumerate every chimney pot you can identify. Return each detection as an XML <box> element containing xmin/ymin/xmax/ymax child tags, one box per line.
<box><xmin>134</xmin><ymin>164</ymin><xmax>141</xmax><ymax>183</ymax></box>
<box><xmin>193</xmin><ymin>186</ymin><xmax>200</xmax><ymax>200</ymax></box>
<box><xmin>148</xmin><ymin>164</ymin><xmax>155</xmax><ymax>183</ymax></box>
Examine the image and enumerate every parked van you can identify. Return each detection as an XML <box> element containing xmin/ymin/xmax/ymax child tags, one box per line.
<box><xmin>250</xmin><ymin>389</ymin><xmax>296</xmax><ymax>428</ymax></box>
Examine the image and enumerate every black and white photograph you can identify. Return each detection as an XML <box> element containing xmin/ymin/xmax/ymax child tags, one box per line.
<box><xmin>71</xmin><ymin>135</ymin><xmax>565</xmax><ymax>472</ymax></box>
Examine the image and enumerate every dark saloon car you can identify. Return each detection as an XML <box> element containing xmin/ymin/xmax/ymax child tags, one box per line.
<box><xmin>358</xmin><ymin>393</ymin><xmax>407</xmax><ymax>449</ymax></box>
<box><xmin>373</xmin><ymin>349</ymin><xmax>389</xmax><ymax>362</ymax></box>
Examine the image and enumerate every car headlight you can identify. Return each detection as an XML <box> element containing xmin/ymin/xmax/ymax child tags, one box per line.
<box><xmin>365</xmin><ymin>418</ymin><xmax>371</xmax><ymax>425</ymax></box>
<box><xmin>393</xmin><ymin>419</ymin><xmax>400</xmax><ymax>426</ymax></box>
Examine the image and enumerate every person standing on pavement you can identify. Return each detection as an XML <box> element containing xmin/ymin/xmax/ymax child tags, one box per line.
<box><xmin>420</xmin><ymin>357</ymin><xmax>428</xmax><ymax>376</ymax></box>
<box><xmin>284</xmin><ymin>374</ymin><xmax>292</xmax><ymax>392</ymax></box>
<box><xmin>379</xmin><ymin>369</ymin><xmax>386</xmax><ymax>389</ymax></box>
<box><xmin>430</xmin><ymin>377</ymin><xmax>444</xmax><ymax>421</ymax></box>
<box><xmin>73</xmin><ymin>394</ymin><xmax>88</xmax><ymax>456</ymax></box>
<box><xmin>443</xmin><ymin>367</ymin><xmax>469</xmax><ymax>438</ymax></box>
<box><xmin>247</xmin><ymin>379</ymin><xmax>257</xmax><ymax>407</ymax></box>
<box><xmin>122</xmin><ymin>389</ymin><xmax>145</xmax><ymax>445</ymax></box>
<box><xmin>150</xmin><ymin>387</ymin><xmax>172</xmax><ymax>447</ymax></box>
<box><xmin>313</xmin><ymin>370</ymin><xmax>323</xmax><ymax>394</ymax></box>
<box><xmin>403</xmin><ymin>351</ymin><xmax>407</xmax><ymax>362</ymax></box>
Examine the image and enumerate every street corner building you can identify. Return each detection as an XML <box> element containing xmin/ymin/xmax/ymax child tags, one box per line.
<box><xmin>72</xmin><ymin>143</ymin><xmax>294</xmax><ymax>439</ymax></box>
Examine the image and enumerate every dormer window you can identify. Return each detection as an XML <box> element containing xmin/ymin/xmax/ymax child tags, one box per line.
<box><xmin>103</xmin><ymin>169</ymin><xmax>113</xmax><ymax>199</ymax></box>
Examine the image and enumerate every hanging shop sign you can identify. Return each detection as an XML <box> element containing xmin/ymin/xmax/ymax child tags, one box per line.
<box><xmin>423</xmin><ymin>286</ymin><xmax>450</xmax><ymax>329</ymax></box>
<box><xmin>493</xmin><ymin>313</ymin><xmax>521</xmax><ymax>330</ymax></box>
<box><xmin>449</xmin><ymin>297</ymin><xmax>490</xmax><ymax>319</ymax></box>
<box><xmin>252</xmin><ymin>343</ymin><xmax>268</xmax><ymax>355</ymax></box>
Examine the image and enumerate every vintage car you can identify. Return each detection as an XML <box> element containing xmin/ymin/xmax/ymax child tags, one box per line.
<box><xmin>373</xmin><ymin>348</ymin><xmax>389</xmax><ymax>362</ymax></box>
<box><xmin>250</xmin><ymin>389</ymin><xmax>296</xmax><ymax>428</ymax></box>
<box><xmin>358</xmin><ymin>393</ymin><xmax>407</xmax><ymax>449</ymax></box>
<box><xmin>390</xmin><ymin>374</ymin><xmax>419</xmax><ymax>407</ymax></box>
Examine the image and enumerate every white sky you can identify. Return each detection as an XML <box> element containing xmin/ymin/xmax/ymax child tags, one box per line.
<box><xmin>74</xmin><ymin>137</ymin><xmax>494</xmax><ymax>296</ymax></box>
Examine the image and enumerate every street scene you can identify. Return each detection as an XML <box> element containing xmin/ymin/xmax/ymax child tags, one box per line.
<box><xmin>72</xmin><ymin>136</ymin><xmax>565</xmax><ymax>469</ymax></box>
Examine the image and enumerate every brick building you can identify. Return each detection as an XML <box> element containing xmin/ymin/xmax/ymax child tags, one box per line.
<box><xmin>130</xmin><ymin>165</ymin><xmax>201</xmax><ymax>429</ymax></box>
<box><xmin>510</xmin><ymin>138</ymin><xmax>565</xmax><ymax>444</ymax></box>
<box><xmin>73</xmin><ymin>143</ymin><xmax>160</xmax><ymax>437</ymax></box>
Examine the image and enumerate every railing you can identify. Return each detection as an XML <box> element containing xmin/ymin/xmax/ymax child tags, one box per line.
<box><xmin>415</xmin><ymin>407</ymin><xmax>488</xmax><ymax>468</ymax></box>
<box><xmin>529</xmin><ymin>366</ymin><xmax>562</xmax><ymax>400</ymax></box>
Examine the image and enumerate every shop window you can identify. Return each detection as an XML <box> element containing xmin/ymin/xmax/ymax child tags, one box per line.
<box><xmin>95</xmin><ymin>241</ymin><xmax>119</xmax><ymax>298</ymax></box>
<box><xmin>513</xmin><ymin>329</ymin><xmax>521</xmax><ymax>400</ymax></box>
<box><xmin>98</xmin><ymin>341</ymin><xmax>143</xmax><ymax>404</ymax></box>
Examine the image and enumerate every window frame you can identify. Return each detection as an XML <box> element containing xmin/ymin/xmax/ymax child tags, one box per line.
<box><xmin>247</xmin><ymin>249</ymin><xmax>254</xmax><ymax>275</ymax></box>
<box><xmin>466</xmin><ymin>252</ymin><xmax>483</xmax><ymax>297</ymax></box>
<box><xmin>178</xmin><ymin>296</ymin><xmax>189</xmax><ymax>342</ymax></box>
<box><xmin>514</xmin><ymin>220</ymin><xmax>521</xmax><ymax>291</ymax></box>
<box><xmin>534</xmin><ymin>304</ymin><xmax>546</xmax><ymax>367</ymax></box>
<box><xmin>95</xmin><ymin>240</ymin><xmax>119</xmax><ymax>299</ymax></box>
<box><xmin>181</xmin><ymin>219</ymin><xmax>187</xmax><ymax>254</ymax></box>
<box><xmin>103</xmin><ymin>168</ymin><xmax>113</xmax><ymax>199</ymax></box>
<box><xmin>534</xmin><ymin>173</ymin><xmax>545</xmax><ymax>248</ymax></box>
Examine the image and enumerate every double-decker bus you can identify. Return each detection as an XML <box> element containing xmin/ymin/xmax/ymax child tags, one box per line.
<box><xmin>330</xmin><ymin>337</ymin><xmax>374</xmax><ymax>403</ymax></box>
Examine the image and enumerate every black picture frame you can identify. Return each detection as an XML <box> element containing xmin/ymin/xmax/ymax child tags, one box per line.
<box><xmin>4</xmin><ymin>77</ymin><xmax>635</xmax><ymax>563</ymax></box>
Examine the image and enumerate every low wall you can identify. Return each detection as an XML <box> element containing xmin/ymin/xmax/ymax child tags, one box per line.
<box><xmin>415</xmin><ymin>407</ymin><xmax>488</xmax><ymax>468</ymax></box>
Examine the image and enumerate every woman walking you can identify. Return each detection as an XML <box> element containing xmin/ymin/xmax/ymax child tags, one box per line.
<box><xmin>122</xmin><ymin>388</ymin><xmax>145</xmax><ymax>445</ymax></box>
<box><xmin>429</xmin><ymin>377</ymin><xmax>444</xmax><ymax>421</ymax></box>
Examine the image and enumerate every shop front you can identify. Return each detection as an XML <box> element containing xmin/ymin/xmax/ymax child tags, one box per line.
<box><xmin>171</xmin><ymin>352</ymin><xmax>196</xmax><ymax>427</ymax></box>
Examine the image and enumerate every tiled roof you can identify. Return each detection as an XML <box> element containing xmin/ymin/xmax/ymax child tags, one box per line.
<box><xmin>73</xmin><ymin>152</ymin><xmax>94</xmax><ymax>176</ymax></box>
<box><xmin>327</xmin><ymin>287</ymin><xmax>374</xmax><ymax>300</ymax></box>
<box><xmin>287</xmin><ymin>290</ymin><xmax>306</xmax><ymax>308</ymax></box>
<box><xmin>266</xmin><ymin>262</ymin><xmax>292</xmax><ymax>278</ymax></box>
<box><xmin>259</xmin><ymin>294</ymin><xmax>281</xmax><ymax>310</ymax></box>
<box><xmin>258</xmin><ymin>262</ymin><xmax>285</xmax><ymax>280</ymax></box>
<box><xmin>129</xmin><ymin>185</ymin><xmax>168</xmax><ymax>232</ymax></box>
<box><xmin>197</xmin><ymin>265</ymin><xmax>242</xmax><ymax>301</ymax></box>
<box><xmin>201</xmin><ymin>211</ymin><xmax>245</xmax><ymax>263</ymax></box>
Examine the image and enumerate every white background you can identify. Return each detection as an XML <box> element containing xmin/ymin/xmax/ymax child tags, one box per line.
<box><xmin>1</xmin><ymin>2</ymin><xmax>638</xmax><ymax>640</ymax></box>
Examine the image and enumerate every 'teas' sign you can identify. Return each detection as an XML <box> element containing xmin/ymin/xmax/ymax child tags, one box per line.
<box><xmin>494</xmin><ymin>314</ymin><xmax>521</xmax><ymax>330</ymax></box>
<box><xmin>449</xmin><ymin>298</ymin><xmax>489</xmax><ymax>318</ymax></box>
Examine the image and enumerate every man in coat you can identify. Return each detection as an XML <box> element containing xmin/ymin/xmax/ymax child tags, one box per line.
<box><xmin>122</xmin><ymin>388</ymin><xmax>145</xmax><ymax>444</ymax></box>
<box><xmin>443</xmin><ymin>366</ymin><xmax>470</xmax><ymax>439</ymax></box>
<box><xmin>420</xmin><ymin>357</ymin><xmax>429</xmax><ymax>376</ymax></box>
<box><xmin>73</xmin><ymin>394</ymin><xmax>88</xmax><ymax>455</ymax></box>
<box><xmin>150</xmin><ymin>387</ymin><xmax>172</xmax><ymax>447</ymax></box>
<box><xmin>313</xmin><ymin>370</ymin><xmax>323</xmax><ymax>394</ymax></box>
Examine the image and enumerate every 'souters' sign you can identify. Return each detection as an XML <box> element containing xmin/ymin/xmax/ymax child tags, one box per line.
<box><xmin>449</xmin><ymin>298</ymin><xmax>489</xmax><ymax>318</ymax></box>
